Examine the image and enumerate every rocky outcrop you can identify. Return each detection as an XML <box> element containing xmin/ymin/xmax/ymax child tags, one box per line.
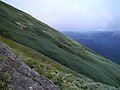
<box><xmin>0</xmin><ymin>41</ymin><xmax>59</xmax><ymax>90</ymax></box>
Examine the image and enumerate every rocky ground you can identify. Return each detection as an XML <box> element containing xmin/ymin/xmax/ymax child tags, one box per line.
<box><xmin>0</xmin><ymin>41</ymin><xmax>59</xmax><ymax>90</ymax></box>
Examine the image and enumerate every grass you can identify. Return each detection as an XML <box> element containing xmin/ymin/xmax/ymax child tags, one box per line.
<box><xmin>0</xmin><ymin>72</ymin><xmax>11</xmax><ymax>90</ymax></box>
<box><xmin>0</xmin><ymin>33</ymin><xmax>119</xmax><ymax>90</ymax></box>
<box><xmin>0</xmin><ymin>1</ymin><xmax>120</xmax><ymax>89</ymax></box>
<box><xmin>0</xmin><ymin>55</ymin><xmax>8</xmax><ymax>61</ymax></box>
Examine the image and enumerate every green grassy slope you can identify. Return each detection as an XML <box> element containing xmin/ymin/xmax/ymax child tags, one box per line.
<box><xmin>0</xmin><ymin>1</ymin><xmax>120</xmax><ymax>88</ymax></box>
<box><xmin>0</xmin><ymin>35</ymin><xmax>119</xmax><ymax>90</ymax></box>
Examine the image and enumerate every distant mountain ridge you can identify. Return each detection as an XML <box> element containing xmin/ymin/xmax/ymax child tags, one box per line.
<box><xmin>0</xmin><ymin>1</ymin><xmax>120</xmax><ymax>89</ymax></box>
<box><xmin>63</xmin><ymin>31</ymin><xmax>120</xmax><ymax>64</ymax></box>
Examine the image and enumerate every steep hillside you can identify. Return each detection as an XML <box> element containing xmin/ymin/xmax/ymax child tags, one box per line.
<box><xmin>0</xmin><ymin>41</ymin><xmax>58</xmax><ymax>90</ymax></box>
<box><xmin>1</xmin><ymin>35</ymin><xmax>119</xmax><ymax>90</ymax></box>
<box><xmin>0</xmin><ymin>1</ymin><xmax>120</xmax><ymax>89</ymax></box>
<box><xmin>63</xmin><ymin>31</ymin><xmax>120</xmax><ymax>64</ymax></box>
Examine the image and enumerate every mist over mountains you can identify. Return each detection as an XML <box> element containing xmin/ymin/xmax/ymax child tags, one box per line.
<box><xmin>63</xmin><ymin>30</ymin><xmax>120</xmax><ymax>64</ymax></box>
<box><xmin>0</xmin><ymin>1</ymin><xmax>120</xmax><ymax>90</ymax></box>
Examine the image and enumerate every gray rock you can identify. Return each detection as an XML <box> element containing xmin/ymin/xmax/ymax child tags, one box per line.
<box><xmin>0</xmin><ymin>41</ymin><xmax>59</xmax><ymax>90</ymax></box>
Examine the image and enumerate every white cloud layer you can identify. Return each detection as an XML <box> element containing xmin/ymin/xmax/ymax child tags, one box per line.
<box><xmin>2</xmin><ymin>0</ymin><xmax>120</xmax><ymax>31</ymax></box>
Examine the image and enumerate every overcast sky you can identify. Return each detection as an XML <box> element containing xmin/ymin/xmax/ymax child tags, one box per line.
<box><xmin>2</xmin><ymin>0</ymin><xmax>120</xmax><ymax>31</ymax></box>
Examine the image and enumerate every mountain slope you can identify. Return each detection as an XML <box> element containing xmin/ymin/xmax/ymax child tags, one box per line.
<box><xmin>0</xmin><ymin>41</ymin><xmax>58</xmax><ymax>90</ymax></box>
<box><xmin>63</xmin><ymin>31</ymin><xmax>120</xmax><ymax>64</ymax></box>
<box><xmin>0</xmin><ymin>1</ymin><xmax>120</xmax><ymax>89</ymax></box>
<box><xmin>1</xmin><ymin>35</ymin><xmax>119</xmax><ymax>90</ymax></box>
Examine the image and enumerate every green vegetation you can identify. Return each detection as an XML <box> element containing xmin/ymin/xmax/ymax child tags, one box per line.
<box><xmin>0</xmin><ymin>36</ymin><xmax>118</xmax><ymax>90</ymax></box>
<box><xmin>0</xmin><ymin>55</ymin><xmax>8</xmax><ymax>61</ymax></box>
<box><xmin>0</xmin><ymin>1</ymin><xmax>120</xmax><ymax>89</ymax></box>
<box><xmin>0</xmin><ymin>72</ymin><xmax>11</xmax><ymax>90</ymax></box>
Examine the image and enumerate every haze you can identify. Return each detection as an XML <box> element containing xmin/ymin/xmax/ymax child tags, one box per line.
<box><xmin>2</xmin><ymin>0</ymin><xmax>120</xmax><ymax>31</ymax></box>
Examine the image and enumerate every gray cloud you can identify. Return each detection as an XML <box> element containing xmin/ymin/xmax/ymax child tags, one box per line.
<box><xmin>2</xmin><ymin>0</ymin><xmax>120</xmax><ymax>31</ymax></box>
